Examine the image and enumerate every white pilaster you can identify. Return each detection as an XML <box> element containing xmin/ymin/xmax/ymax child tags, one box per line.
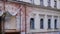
<box><xmin>51</xmin><ymin>16</ymin><xmax>54</xmax><ymax>29</ymax></box>
<box><xmin>57</xmin><ymin>16</ymin><xmax>59</xmax><ymax>28</ymax></box>
<box><xmin>44</xmin><ymin>14</ymin><xmax>48</xmax><ymax>29</ymax></box>
<box><xmin>35</xmin><ymin>14</ymin><xmax>39</xmax><ymax>30</ymax></box>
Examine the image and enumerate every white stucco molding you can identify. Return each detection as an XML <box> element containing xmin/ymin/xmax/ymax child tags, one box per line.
<box><xmin>0</xmin><ymin>10</ymin><xmax>4</xmax><ymax>16</ymax></box>
<box><xmin>0</xmin><ymin>2</ymin><xmax>4</xmax><ymax>16</ymax></box>
<box><xmin>5</xmin><ymin>3</ymin><xmax>20</xmax><ymax>16</ymax></box>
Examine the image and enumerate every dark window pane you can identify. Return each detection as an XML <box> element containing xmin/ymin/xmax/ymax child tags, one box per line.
<box><xmin>40</xmin><ymin>0</ymin><xmax>43</xmax><ymax>6</ymax></box>
<box><xmin>48</xmin><ymin>19</ymin><xmax>51</xmax><ymax>29</ymax></box>
<box><xmin>54</xmin><ymin>1</ymin><xmax>57</xmax><ymax>8</ymax></box>
<box><xmin>40</xmin><ymin>0</ymin><xmax>43</xmax><ymax>1</ymax></box>
<box><xmin>54</xmin><ymin>19</ymin><xmax>57</xmax><ymax>29</ymax></box>
<box><xmin>30</xmin><ymin>0</ymin><xmax>34</xmax><ymax>4</ymax></box>
<box><xmin>40</xmin><ymin>18</ymin><xmax>44</xmax><ymax>29</ymax></box>
<box><xmin>30</xmin><ymin>18</ymin><xmax>34</xmax><ymax>29</ymax></box>
<box><xmin>48</xmin><ymin>0</ymin><xmax>51</xmax><ymax>6</ymax></box>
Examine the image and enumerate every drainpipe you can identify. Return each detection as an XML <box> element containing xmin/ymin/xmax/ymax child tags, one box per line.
<box><xmin>19</xmin><ymin>2</ymin><xmax>27</xmax><ymax>34</ymax></box>
<box><xmin>25</xmin><ymin>4</ymin><xmax>27</xmax><ymax>34</ymax></box>
<box><xmin>20</xmin><ymin>4</ymin><xmax>27</xmax><ymax>34</ymax></box>
<box><xmin>20</xmin><ymin>5</ymin><xmax>21</xmax><ymax>34</ymax></box>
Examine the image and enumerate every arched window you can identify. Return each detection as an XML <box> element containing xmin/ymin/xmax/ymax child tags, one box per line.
<box><xmin>40</xmin><ymin>0</ymin><xmax>43</xmax><ymax>6</ymax></box>
<box><xmin>48</xmin><ymin>19</ymin><xmax>51</xmax><ymax>29</ymax></box>
<box><xmin>40</xmin><ymin>18</ymin><xmax>44</xmax><ymax>29</ymax></box>
<box><xmin>30</xmin><ymin>0</ymin><xmax>34</xmax><ymax>4</ymax></box>
<box><xmin>54</xmin><ymin>0</ymin><xmax>57</xmax><ymax>8</ymax></box>
<box><xmin>48</xmin><ymin>0</ymin><xmax>51</xmax><ymax>7</ymax></box>
<box><xmin>30</xmin><ymin>18</ymin><xmax>34</xmax><ymax>29</ymax></box>
<box><xmin>54</xmin><ymin>19</ymin><xmax>57</xmax><ymax>29</ymax></box>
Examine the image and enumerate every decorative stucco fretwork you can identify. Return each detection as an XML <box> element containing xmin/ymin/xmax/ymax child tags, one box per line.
<box><xmin>5</xmin><ymin>3</ymin><xmax>20</xmax><ymax>16</ymax></box>
<box><xmin>30</xmin><ymin>13</ymin><xmax>36</xmax><ymax>18</ymax></box>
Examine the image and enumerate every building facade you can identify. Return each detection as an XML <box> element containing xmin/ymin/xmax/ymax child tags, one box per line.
<box><xmin>11</xmin><ymin>0</ymin><xmax>60</xmax><ymax>9</ymax></box>
<box><xmin>24</xmin><ymin>0</ymin><xmax>60</xmax><ymax>34</ymax></box>
<box><xmin>0</xmin><ymin>0</ymin><xmax>26</xmax><ymax>34</ymax></box>
<box><xmin>26</xmin><ymin>5</ymin><xmax>60</xmax><ymax>34</ymax></box>
<box><xmin>0</xmin><ymin>0</ymin><xmax>60</xmax><ymax>34</ymax></box>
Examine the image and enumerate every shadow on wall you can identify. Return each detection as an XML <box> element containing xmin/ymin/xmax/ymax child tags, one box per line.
<box><xmin>28</xmin><ymin>32</ymin><xmax>60</xmax><ymax>34</ymax></box>
<box><xmin>5</xmin><ymin>32</ymin><xmax>20</xmax><ymax>34</ymax></box>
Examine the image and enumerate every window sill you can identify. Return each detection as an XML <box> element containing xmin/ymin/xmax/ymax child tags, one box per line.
<box><xmin>54</xmin><ymin>28</ymin><xmax>59</xmax><ymax>30</ymax></box>
<box><xmin>54</xmin><ymin>7</ymin><xmax>57</xmax><ymax>9</ymax></box>
<box><xmin>47</xmin><ymin>6</ymin><xmax>51</xmax><ymax>8</ymax></box>
<box><xmin>47</xmin><ymin>28</ymin><xmax>52</xmax><ymax>30</ymax></box>
<box><xmin>30</xmin><ymin>29</ymin><xmax>35</xmax><ymax>30</ymax></box>
<box><xmin>40</xmin><ymin>5</ymin><xmax>44</xmax><ymax>7</ymax></box>
<box><xmin>40</xmin><ymin>28</ymin><xmax>44</xmax><ymax>29</ymax></box>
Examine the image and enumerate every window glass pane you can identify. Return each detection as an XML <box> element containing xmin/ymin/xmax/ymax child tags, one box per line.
<box><xmin>54</xmin><ymin>19</ymin><xmax>57</xmax><ymax>29</ymax></box>
<box><xmin>40</xmin><ymin>0</ymin><xmax>43</xmax><ymax>6</ymax></box>
<box><xmin>40</xmin><ymin>18</ymin><xmax>44</xmax><ymax>29</ymax></box>
<box><xmin>40</xmin><ymin>0</ymin><xmax>43</xmax><ymax>1</ymax></box>
<box><xmin>54</xmin><ymin>0</ymin><xmax>57</xmax><ymax>8</ymax></box>
<box><xmin>48</xmin><ymin>19</ymin><xmax>51</xmax><ymax>29</ymax></box>
<box><xmin>48</xmin><ymin>0</ymin><xmax>50</xmax><ymax>6</ymax></box>
<box><xmin>30</xmin><ymin>18</ymin><xmax>34</xmax><ymax>29</ymax></box>
<box><xmin>30</xmin><ymin>0</ymin><xmax>34</xmax><ymax>4</ymax></box>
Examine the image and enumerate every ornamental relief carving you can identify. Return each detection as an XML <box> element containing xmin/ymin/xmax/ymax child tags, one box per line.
<box><xmin>0</xmin><ymin>2</ymin><xmax>24</xmax><ymax>30</ymax></box>
<box><xmin>5</xmin><ymin>3</ymin><xmax>20</xmax><ymax>16</ymax></box>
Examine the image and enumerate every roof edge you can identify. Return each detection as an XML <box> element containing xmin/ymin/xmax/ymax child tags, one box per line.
<box><xmin>6</xmin><ymin>1</ymin><xmax>60</xmax><ymax>11</ymax></box>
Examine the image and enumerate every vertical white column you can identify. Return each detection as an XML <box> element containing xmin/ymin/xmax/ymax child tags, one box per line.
<box><xmin>51</xmin><ymin>0</ymin><xmax>54</xmax><ymax>8</ymax></box>
<box><xmin>35</xmin><ymin>14</ymin><xmax>39</xmax><ymax>30</ymax></box>
<box><xmin>37</xmin><ymin>14</ymin><xmax>41</xmax><ymax>30</ymax></box>
<box><xmin>34</xmin><ymin>0</ymin><xmax>40</xmax><ymax>5</ymax></box>
<box><xmin>59</xmin><ymin>16</ymin><xmax>60</xmax><ymax>28</ymax></box>
<box><xmin>44</xmin><ymin>14</ymin><xmax>47</xmax><ymax>29</ymax></box>
<box><xmin>44</xmin><ymin>0</ymin><xmax>48</xmax><ymax>6</ymax></box>
<box><xmin>16</xmin><ymin>12</ymin><xmax>21</xmax><ymax>31</ymax></box>
<box><xmin>51</xmin><ymin>16</ymin><xmax>54</xmax><ymax>29</ymax></box>
<box><xmin>57</xmin><ymin>0</ymin><xmax>60</xmax><ymax>9</ymax></box>
<box><xmin>57</xmin><ymin>16</ymin><xmax>59</xmax><ymax>28</ymax></box>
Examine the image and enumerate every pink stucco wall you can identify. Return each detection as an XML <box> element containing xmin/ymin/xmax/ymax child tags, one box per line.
<box><xmin>0</xmin><ymin>1</ymin><xmax>26</xmax><ymax>32</ymax></box>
